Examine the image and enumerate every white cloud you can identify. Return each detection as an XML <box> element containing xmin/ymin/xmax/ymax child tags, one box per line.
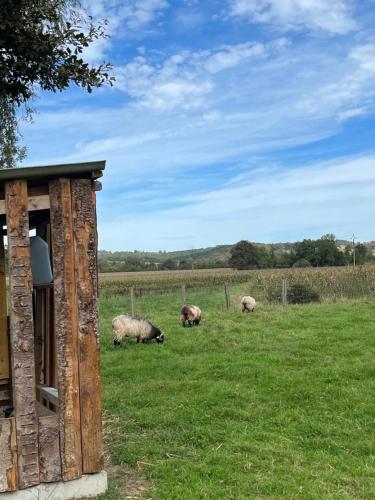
<box><xmin>24</xmin><ymin>37</ymin><xmax>375</xmax><ymax>179</ymax></box>
<box><xmin>83</xmin><ymin>0</ymin><xmax>169</xmax><ymax>30</ymax></box>
<box><xmin>115</xmin><ymin>55</ymin><xmax>214</xmax><ymax>110</ymax></box>
<box><xmin>229</xmin><ymin>0</ymin><xmax>357</xmax><ymax>34</ymax></box>
<box><xmin>97</xmin><ymin>154</ymin><xmax>375</xmax><ymax>250</ymax></box>
<box><xmin>120</xmin><ymin>0</ymin><xmax>169</xmax><ymax>30</ymax></box>
<box><xmin>205</xmin><ymin>42</ymin><xmax>267</xmax><ymax>73</ymax></box>
<box><xmin>296</xmin><ymin>43</ymin><xmax>375</xmax><ymax>120</ymax></box>
<box><xmin>80</xmin><ymin>0</ymin><xmax>169</xmax><ymax>62</ymax></box>
<box><xmin>114</xmin><ymin>38</ymin><xmax>288</xmax><ymax>110</ymax></box>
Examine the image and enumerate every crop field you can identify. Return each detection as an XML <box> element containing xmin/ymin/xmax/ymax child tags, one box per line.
<box><xmin>98</xmin><ymin>285</ymin><xmax>375</xmax><ymax>499</ymax></box>
<box><xmin>99</xmin><ymin>265</ymin><xmax>375</xmax><ymax>302</ymax></box>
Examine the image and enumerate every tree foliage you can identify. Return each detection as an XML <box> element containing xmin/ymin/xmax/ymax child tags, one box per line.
<box><xmin>0</xmin><ymin>0</ymin><xmax>113</xmax><ymax>105</ymax></box>
<box><xmin>294</xmin><ymin>235</ymin><xmax>345</xmax><ymax>267</ymax></box>
<box><xmin>0</xmin><ymin>99</ymin><xmax>27</xmax><ymax>168</ymax></box>
<box><xmin>0</xmin><ymin>0</ymin><xmax>113</xmax><ymax>167</ymax></box>
<box><xmin>355</xmin><ymin>243</ymin><xmax>368</xmax><ymax>265</ymax></box>
<box><xmin>229</xmin><ymin>240</ymin><xmax>267</xmax><ymax>270</ymax></box>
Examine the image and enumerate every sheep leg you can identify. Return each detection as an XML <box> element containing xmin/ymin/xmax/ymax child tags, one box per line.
<box><xmin>137</xmin><ymin>337</ymin><xmax>140</xmax><ymax>343</ymax></box>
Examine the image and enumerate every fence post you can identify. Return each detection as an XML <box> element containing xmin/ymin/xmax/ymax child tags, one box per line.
<box><xmin>282</xmin><ymin>280</ymin><xmax>288</xmax><ymax>306</ymax></box>
<box><xmin>181</xmin><ymin>285</ymin><xmax>187</xmax><ymax>306</ymax></box>
<box><xmin>130</xmin><ymin>287</ymin><xmax>136</xmax><ymax>318</ymax></box>
<box><xmin>224</xmin><ymin>284</ymin><xmax>231</xmax><ymax>310</ymax></box>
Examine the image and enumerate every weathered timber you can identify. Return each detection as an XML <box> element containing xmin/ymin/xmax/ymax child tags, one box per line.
<box><xmin>71</xmin><ymin>179</ymin><xmax>103</xmax><ymax>473</ymax></box>
<box><xmin>0</xmin><ymin>194</ymin><xmax>50</xmax><ymax>215</ymax></box>
<box><xmin>0</xmin><ymin>236</ymin><xmax>9</xmax><ymax>379</ymax></box>
<box><xmin>92</xmin><ymin>180</ymin><xmax>102</xmax><ymax>192</ymax></box>
<box><xmin>0</xmin><ymin>417</ymin><xmax>18</xmax><ymax>492</ymax></box>
<box><xmin>49</xmin><ymin>178</ymin><xmax>82</xmax><ymax>481</ymax></box>
<box><xmin>37</xmin><ymin>385</ymin><xmax>59</xmax><ymax>407</ymax></box>
<box><xmin>0</xmin><ymin>186</ymin><xmax>49</xmax><ymax>201</ymax></box>
<box><xmin>38</xmin><ymin>415</ymin><xmax>61</xmax><ymax>483</ymax></box>
<box><xmin>5</xmin><ymin>180</ymin><xmax>40</xmax><ymax>490</ymax></box>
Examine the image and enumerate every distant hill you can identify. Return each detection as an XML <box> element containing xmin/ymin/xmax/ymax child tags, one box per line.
<box><xmin>99</xmin><ymin>239</ymin><xmax>375</xmax><ymax>273</ymax></box>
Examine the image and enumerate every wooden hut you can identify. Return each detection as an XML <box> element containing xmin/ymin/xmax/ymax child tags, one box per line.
<box><xmin>0</xmin><ymin>161</ymin><xmax>107</xmax><ymax>499</ymax></box>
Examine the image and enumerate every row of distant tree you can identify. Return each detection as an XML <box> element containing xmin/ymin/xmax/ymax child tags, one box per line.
<box><xmin>228</xmin><ymin>235</ymin><xmax>371</xmax><ymax>270</ymax></box>
<box><xmin>98</xmin><ymin>235</ymin><xmax>372</xmax><ymax>272</ymax></box>
<box><xmin>99</xmin><ymin>255</ymin><xmax>226</xmax><ymax>273</ymax></box>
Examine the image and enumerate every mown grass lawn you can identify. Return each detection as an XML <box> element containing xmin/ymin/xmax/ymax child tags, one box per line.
<box><xmin>98</xmin><ymin>288</ymin><xmax>375</xmax><ymax>499</ymax></box>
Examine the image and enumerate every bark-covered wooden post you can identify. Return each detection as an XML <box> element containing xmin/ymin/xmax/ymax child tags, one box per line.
<box><xmin>71</xmin><ymin>179</ymin><xmax>104</xmax><ymax>473</ymax></box>
<box><xmin>5</xmin><ymin>179</ymin><xmax>39</xmax><ymax>489</ymax></box>
<box><xmin>49</xmin><ymin>178</ymin><xmax>82</xmax><ymax>481</ymax></box>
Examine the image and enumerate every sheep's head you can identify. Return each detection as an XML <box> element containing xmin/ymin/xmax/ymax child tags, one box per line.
<box><xmin>156</xmin><ymin>332</ymin><xmax>165</xmax><ymax>344</ymax></box>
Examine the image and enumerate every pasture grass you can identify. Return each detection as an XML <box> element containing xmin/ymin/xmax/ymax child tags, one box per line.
<box><xmin>98</xmin><ymin>288</ymin><xmax>375</xmax><ymax>499</ymax></box>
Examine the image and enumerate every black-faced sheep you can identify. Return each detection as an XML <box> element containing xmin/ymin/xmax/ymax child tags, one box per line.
<box><xmin>112</xmin><ymin>315</ymin><xmax>165</xmax><ymax>346</ymax></box>
<box><xmin>180</xmin><ymin>305</ymin><xmax>202</xmax><ymax>327</ymax></box>
<box><xmin>241</xmin><ymin>296</ymin><xmax>256</xmax><ymax>312</ymax></box>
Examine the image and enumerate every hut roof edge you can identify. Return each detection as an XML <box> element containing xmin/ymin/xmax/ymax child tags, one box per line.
<box><xmin>0</xmin><ymin>160</ymin><xmax>105</xmax><ymax>185</ymax></box>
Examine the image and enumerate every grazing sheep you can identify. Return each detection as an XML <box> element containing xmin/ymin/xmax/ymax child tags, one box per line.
<box><xmin>180</xmin><ymin>305</ymin><xmax>202</xmax><ymax>327</ymax></box>
<box><xmin>241</xmin><ymin>296</ymin><xmax>256</xmax><ymax>312</ymax></box>
<box><xmin>112</xmin><ymin>315</ymin><xmax>165</xmax><ymax>346</ymax></box>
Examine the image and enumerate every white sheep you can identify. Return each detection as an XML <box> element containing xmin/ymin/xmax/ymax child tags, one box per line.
<box><xmin>241</xmin><ymin>296</ymin><xmax>256</xmax><ymax>312</ymax></box>
<box><xmin>112</xmin><ymin>315</ymin><xmax>165</xmax><ymax>346</ymax></box>
<box><xmin>180</xmin><ymin>305</ymin><xmax>202</xmax><ymax>327</ymax></box>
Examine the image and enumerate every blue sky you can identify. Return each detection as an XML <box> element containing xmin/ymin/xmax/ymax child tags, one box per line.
<box><xmin>21</xmin><ymin>0</ymin><xmax>375</xmax><ymax>251</ymax></box>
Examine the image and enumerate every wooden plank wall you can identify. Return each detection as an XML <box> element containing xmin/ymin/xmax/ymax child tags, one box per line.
<box><xmin>71</xmin><ymin>179</ymin><xmax>104</xmax><ymax>473</ymax></box>
<box><xmin>5</xmin><ymin>179</ymin><xmax>39</xmax><ymax>489</ymax></box>
<box><xmin>49</xmin><ymin>178</ymin><xmax>82</xmax><ymax>482</ymax></box>
<box><xmin>0</xmin><ymin>417</ymin><xmax>18</xmax><ymax>492</ymax></box>
<box><xmin>0</xmin><ymin>234</ymin><xmax>9</xmax><ymax>379</ymax></box>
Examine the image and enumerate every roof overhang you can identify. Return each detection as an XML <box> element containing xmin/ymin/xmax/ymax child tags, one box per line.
<box><xmin>0</xmin><ymin>160</ymin><xmax>105</xmax><ymax>188</ymax></box>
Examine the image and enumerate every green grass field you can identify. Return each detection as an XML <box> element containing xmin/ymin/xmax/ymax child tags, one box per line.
<box><xmin>98</xmin><ymin>287</ymin><xmax>375</xmax><ymax>499</ymax></box>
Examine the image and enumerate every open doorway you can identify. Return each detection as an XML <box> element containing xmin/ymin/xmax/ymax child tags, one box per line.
<box><xmin>0</xmin><ymin>226</ymin><xmax>12</xmax><ymax>416</ymax></box>
<box><xmin>29</xmin><ymin>209</ymin><xmax>58</xmax><ymax>413</ymax></box>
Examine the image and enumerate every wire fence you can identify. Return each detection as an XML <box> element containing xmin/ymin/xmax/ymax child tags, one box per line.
<box><xmin>99</xmin><ymin>265</ymin><xmax>375</xmax><ymax>306</ymax></box>
<box><xmin>99</xmin><ymin>266</ymin><xmax>375</xmax><ymax>322</ymax></box>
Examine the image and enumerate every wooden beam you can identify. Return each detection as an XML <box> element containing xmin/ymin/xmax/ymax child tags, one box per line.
<box><xmin>0</xmin><ymin>417</ymin><xmax>18</xmax><ymax>492</ymax></box>
<box><xmin>0</xmin><ymin>235</ymin><xmax>9</xmax><ymax>379</ymax></box>
<box><xmin>71</xmin><ymin>179</ymin><xmax>103</xmax><ymax>473</ymax></box>
<box><xmin>38</xmin><ymin>414</ymin><xmax>61</xmax><ymax>483</ymax></box>
<box><xmin>37</xmin><ymin>385</ymin><xmax>59</xmax><ymax>407</ymax></box>
<box><xmin>49</xmin><ymin>178</ymin><xmax>82</xmax><ymax>481</ymax></box>
<box><xmin>0</xmin><ymin>194</ymin><xmax>50</xmax><ymax>215</ymax></box>
<box><xmin>34</xmin><ymin>289</ymin><xmax>44</xmax><ymax>401</ymax></box>
<box><xmin>5</xmin><ymin>179</ymin><xmax>39</xmax><ymax>489</ymax></box>
<box><xmin>92</xmin><ymin>180</ymin><xmax>102</xmax><ymax>192</ymax></box>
